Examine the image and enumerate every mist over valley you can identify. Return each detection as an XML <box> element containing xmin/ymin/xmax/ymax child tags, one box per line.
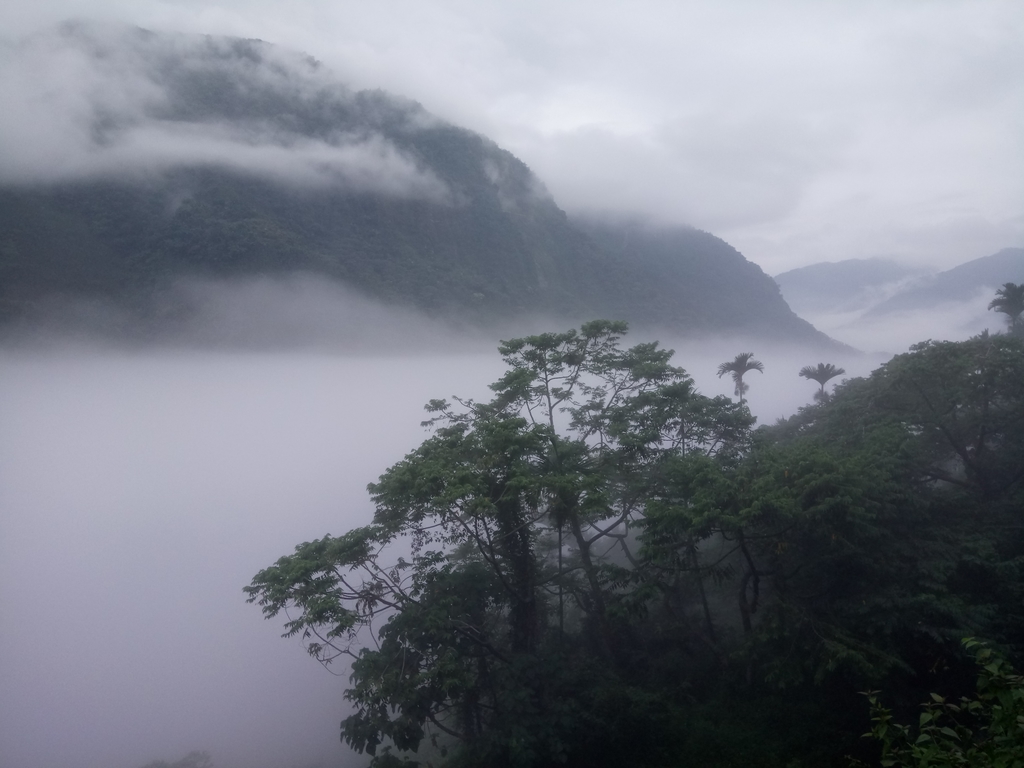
<box><xmin>1</xmin><ymin>320</ymin><xmax>885</xmax><ymax>768</ymax></box>
<box><xmin>1</xmin><ymin>8</ymin><xmax>1022</xmax><ymax>768</ymax></box>
<box><xmin>776</xmin><ymin>247</ymin><xmax>1024</xmax><ymax>352</ymax></box>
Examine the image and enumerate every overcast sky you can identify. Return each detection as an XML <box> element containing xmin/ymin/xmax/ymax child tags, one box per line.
<box><xmin>2</xmin><ymin>0</ymin><xmax>1022</xmax><ymax>274</ymax></box>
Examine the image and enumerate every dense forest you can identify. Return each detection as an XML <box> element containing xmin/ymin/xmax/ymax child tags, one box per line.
<box><xmin>247</xmin><ymin>309</ymin><xmax>1024</xmax><ymax>767</ymax></box>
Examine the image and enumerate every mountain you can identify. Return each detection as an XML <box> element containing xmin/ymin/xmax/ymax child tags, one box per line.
<box><xmin>863</xmin><ymin>247</ymin><xmax>1024</xmax><ymax>317</ymax></box>
<box><xmin>773</xmin><ymin>258</ymin><xmax>934</xmax><ymax>317</ymax></box>
<box><xmin>771</xmin><ymin>249</ymin><xmax>1024</xmax><ymax>353</ymax></box>
<box><xmin>577</xmin><ymin>219</ymin><xmax>820</xmax><ymax>337</ymax></box>
<box><xmin>0</xmin><ymin>22</ymin><xmax>839</xmax><ymax>348</ymax></box>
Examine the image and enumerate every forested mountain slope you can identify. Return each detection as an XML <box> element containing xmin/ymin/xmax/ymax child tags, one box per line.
<box><xmin>579</xmin><ymin>219</ymin><xmax>824</xmax><ymax>337</ymax></box>
<box><xmin>0</xmin><ymin>22</ymin><xmax>837</xmax><ymax>347</ymax></box>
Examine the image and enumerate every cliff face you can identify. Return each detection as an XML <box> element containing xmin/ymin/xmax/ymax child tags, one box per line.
<box><xmin>0</xmin><ymin>23</ymin><xmax>838</xmax><ymax>347</ymax></box>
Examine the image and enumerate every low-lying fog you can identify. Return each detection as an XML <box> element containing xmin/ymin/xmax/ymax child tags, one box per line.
<box><xmin>799</xmin><ymin>287</ymin><xmax>1007</xmax><ymax>353</ymax></box>
<box><xmin>1</xmin><ymin>279</ymin><xmax>900</xmax><ymax>768</ymax></box>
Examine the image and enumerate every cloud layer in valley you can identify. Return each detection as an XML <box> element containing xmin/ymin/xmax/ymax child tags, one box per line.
<box><xmin>799</xmin><ymin>287</ymin><xmax>1009</xmax><ymax>354</ymax></box>
<box><xmin>0</xmin><ymin>345</ymin><xmax>505</xmax><ymax>768</ymax></box>
<box><xmin>0</xmin><ymin>309</ymin><xmax>886</xmax><ymax>768</ymax></box>
<box><xmin>0</xmin><ymin>274</ymin><xmax>498</xmax><ymax>352</ymax></box>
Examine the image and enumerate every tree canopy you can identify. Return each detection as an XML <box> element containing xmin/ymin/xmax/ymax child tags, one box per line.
<box><xmin>247</xmin><ymin>324</ymin><xmax>1024</xmax><ymax>768</ymax></box>
<box><xmin>856</xmin><ymin>640</ymin><xmax>1024</xmax><ymax>768</ymax></box>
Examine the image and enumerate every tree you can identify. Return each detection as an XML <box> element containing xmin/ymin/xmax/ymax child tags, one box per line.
<box><xmin>762</xmin><ymin>333</ymin><xmax>1024</xmax><ymax>685</ymax></box>
<box><xmin>799</xmin><ymin>362</ymin><xmax>846</xmax><ymax>402</ymax></box>
<box><xmin>640</xmin><ymin>331</ymin><xmax>1024</xmax><ymax>760</ymax></box>
<box><xmin>856</xmin><ymin>640</ymin><xmax>1024</xmax><ymax>768</ymax></box>
<box><xmin>988</xmin><ymin>282</ymin><xmax>1024</xmax><ymax>336</ymax></box>
<box><xmin>717</xmin><ymin>352</ymin><xmax>764</xmax><ymax>405</ymax></box>
<box><xmin>245</xmin><ymin>321</ymin><xmax>752</xmax><ymax>767</ymax></box>
<box><xmin>245</xmin><ymin>326</ymin><xmax>1024</xmax><ymax>767</ymax></box>
<box><xmin>864</xmin><ymin>334</ymin><xmax>1024</xmax><ymax>502</ymax></box>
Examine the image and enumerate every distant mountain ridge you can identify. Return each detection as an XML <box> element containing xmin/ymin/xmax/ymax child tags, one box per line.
<box><xmin>775</xmin><ymin>250</ymin><xmax>1024</xmax><ymax>320</ymax></box>
<box><xmin>0</xmin><ymin>22</ymin><xmax>840</xmax><ymax>349</ymax></box>
<box><xmin>863</xmin><ymin>247</ymin><xmax>1024</xmax><ymax>317</ymax></box>
<box><xmin>774</xmin><ymin>258</ymin><xmax>934</xmax><ymax>316</ymax></box>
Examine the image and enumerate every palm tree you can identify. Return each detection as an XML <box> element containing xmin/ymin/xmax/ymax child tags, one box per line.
<box><xmin>988</xmin><ymin>283</ymin><xmax>1024</xmax><ymax>336</ymax></box>
<box><xmin>799</xmin><ymin>362</ymin><xmax>846</xmax><ymax>402</ymax></box>
<box><xmin>717</xmin><ymin>352</ymin><xmax>764</xmax><ymax>405</ymax></box>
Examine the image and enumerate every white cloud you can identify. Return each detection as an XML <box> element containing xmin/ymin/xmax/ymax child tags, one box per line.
<box><xmin>0</xmin><ymin>22</ymin><xmax>451</xmax><ymax>200</ymax></box>
<box><xmin>802</xmin><ymin>287</ymin><xmax>1007</xmax><ymax>355</ymax></box>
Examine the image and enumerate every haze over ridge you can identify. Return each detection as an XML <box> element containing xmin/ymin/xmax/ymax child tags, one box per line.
<box><xmin>775</xmin><ymin>247</ymin><xmax>1024</xmax><ymax>352</ymax></box>
<box><xmin>4</xmin><ymin>1</ymin><xmax>1021</xmax><ymax>275</ymax></box>
<box><xmin>0</xmin><ymin>21</ymin><xmax>846</xmax><ymax>351</ymax></box>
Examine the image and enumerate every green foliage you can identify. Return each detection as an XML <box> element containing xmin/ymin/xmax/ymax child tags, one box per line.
<box><xmin>856</xmin><ymin>640</ymin><xmax>1024</xmax><ymax>767</ymax></box>
<box><xmin>248</xmin><ymin>326</ymin><xmax>1024</xmax><ymax>767</ymax></box>
<box><xmin>247</xmin><ymin>321</ymin><xmax>754</xmax><ymax>766</ymax></box>
<box><xmin>989</xmin><ymin>283</ymin><xmax>1024</xmax><ymax>336</ymax></box>
<box><xmin>760</xmin><ymin>334</ymin><xmax>1024</xmax><ymax>685</ymax></box>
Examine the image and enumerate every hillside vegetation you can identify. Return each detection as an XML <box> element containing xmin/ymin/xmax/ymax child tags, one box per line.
<box><xmin>0</xmin><ymin>23</ymin><xmax>835</xmax><ymax>347</ymax></box>
<box><xmin>248</xmin><ymin>323</ymin><xmax>1024</xmax><ymax>767</ymax></box>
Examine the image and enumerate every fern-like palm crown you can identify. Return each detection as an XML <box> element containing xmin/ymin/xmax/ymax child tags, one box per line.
<box><xmin>717</xmin><ymin>352</ymin><xmax>764</xmax><ymax>404</ymax></box>
<box><xmin>989</xmin><ymin>283</ymin><xmax>1024</xmax><ymax>334</ymax></box>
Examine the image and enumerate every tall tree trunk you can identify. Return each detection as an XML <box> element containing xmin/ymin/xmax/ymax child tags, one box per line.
<box><xmin>736</xmin><ymin>533</ymin><xmax>759</xmax><ymax>637</ymax></box>
<box><xmin>564</xmin><ymin>503</ymin><xmax>619</xmax><ymax>664</ymax></box>
<box><xmin>493</xmin><ymin>483</ymin><xmax>539</xmax><ymax>654</ymax></box>
<box><xmin>690</xmin><ymin>535</ymin><xmax>717</xmax><ymax>643</ymax></box>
